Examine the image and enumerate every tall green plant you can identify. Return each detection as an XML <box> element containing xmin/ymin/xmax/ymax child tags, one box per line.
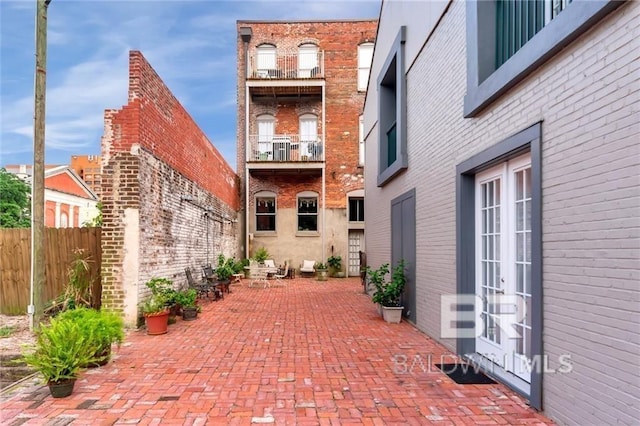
<box><xmin>57</xmin><ymin>307</ymin><xmax>124</xmax><ymax>363</ymax></box>
<box><xmin>22</xmin><ymin>317</ymin><xmax>97</xmax><ymax>383</ymax></box>
<box><xmin>367</xmin><ymin>260</ymin><xmax>406</xmax><ymax>307</ymax></box>
<box><xmin>45</xmin><ymin>249</ymin><xmax>94</xmax><ymax>316</ymax></box>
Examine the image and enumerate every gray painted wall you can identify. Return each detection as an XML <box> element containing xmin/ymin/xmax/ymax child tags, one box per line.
<box><xmin>364</xmin><ymin>1</ymin><xmax>639</xmax><ymax>424</ymax></box>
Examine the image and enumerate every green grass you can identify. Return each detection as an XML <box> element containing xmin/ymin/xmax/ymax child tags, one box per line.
<box><xmin>0</xmin><ymin>325</ymin><xmax>16</xmax><ymax>338</ymax></box>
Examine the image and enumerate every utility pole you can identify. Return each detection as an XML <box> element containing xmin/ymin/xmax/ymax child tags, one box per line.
<box><xmin>30</xmin><ymin>0</ymin><xmax>51</xmax><ymax>331</ymax></box>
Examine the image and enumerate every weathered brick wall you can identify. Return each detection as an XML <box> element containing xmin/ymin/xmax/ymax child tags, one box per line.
<box><xmin>237</xmin><ymin>20</ymin><xmax>376</xmax><ymax>208</ymax></box>
<box><xmin>101</xmin><ymin>51</ymin><xmax>239</xmax><ymax>325</ymax></box>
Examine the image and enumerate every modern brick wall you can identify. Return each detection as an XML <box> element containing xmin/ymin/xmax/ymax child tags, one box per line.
<box><xmin>365</xmin><ymin>1</ymin><xmax>639</xmax><ymax>424</ymax></box>
<box><xmin>101</xmin><ymin>51</ymin><xmax>240</xmax><ymax>325</ymax></box>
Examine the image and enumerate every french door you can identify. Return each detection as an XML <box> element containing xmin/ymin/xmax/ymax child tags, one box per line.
<box><xmin>475</xmin><ymin>153</ymin><xmax>532</xmax><ymax>383</ymax></box>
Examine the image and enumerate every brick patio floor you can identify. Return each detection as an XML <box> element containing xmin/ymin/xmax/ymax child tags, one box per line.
<box><xmin>0</xmin><ymin>277</ymin><xmax>554</xmax><ymax>425</ymax></box>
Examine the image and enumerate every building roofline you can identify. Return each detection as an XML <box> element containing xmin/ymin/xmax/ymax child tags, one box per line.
<box><xmin>237</xmin><ymin>18</ymin><xmax>378</xmax><ymax>25</ymax></box>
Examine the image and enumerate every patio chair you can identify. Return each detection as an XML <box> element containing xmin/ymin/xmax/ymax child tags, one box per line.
<box><xmin>272</xmin><ymin>261</ymin><xmax>290</xmax><ymax>286</ymax></box>
<box><xmin>185</xmin><ymin>267</ymin><xmax>218</xmax><ymax>301</ymax></box>
<box><xmin>263</xmin><ymin>259</ymin><xmax>278</xmax><ymax>274</ymax></box>
<box><xmin>202</xmin><ymin>265</ymin><xmax>223</xmax><ymax>300</ymax></box>
<box><xmin>248</xmin><ymin>260</ymin><xmax>269</xmax><ymax>288</ymax></box>
<box><xmin>300</xmin><ymin>259</ymin><xmax>315</xmax><ymax>277</ymax></box>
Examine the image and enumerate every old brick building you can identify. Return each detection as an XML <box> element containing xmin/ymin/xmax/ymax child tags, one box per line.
<box><xmin>237</xmin><ymin>20</ymin><xmax>377</xmax><ymax>275</ymax></box>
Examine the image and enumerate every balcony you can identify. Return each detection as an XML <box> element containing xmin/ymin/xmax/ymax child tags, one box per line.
<box><xmin>246</xmin><ymin>135</ymin><xmax>324</xmax><ymax>171</ymax></box>
<box><xmin>247</xmin><ymin>51</ymin><xmax>325</xmax><ymax>98</ymax></box>
<box><xmin>247</xmin><ymin>51</ymin><xmax>324</xmax><ymax>80</ymax></box>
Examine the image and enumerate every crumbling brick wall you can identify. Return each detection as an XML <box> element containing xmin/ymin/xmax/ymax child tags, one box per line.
<box><xmin>101</xmin><ymin>51</ymin><xmax>239</xmax><ymax>325</ymax></box>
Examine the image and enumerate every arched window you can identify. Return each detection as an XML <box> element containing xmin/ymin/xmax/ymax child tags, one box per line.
<box><xmin>358</xmin><ymin>42</ymin><xmax>374</xmax><ymax>91</ymax></box>
<box><xmin>257</xmin><ymin>114</ymin><xmax>275</xmax><ymax>159</ymax></box>
<box><xmin>299</xmin><ymin>113</ymin><xmax>318</xmax><ymax>160</ymax></box>
<box><xmin>60</xmin><ymin>212</ymin><xmax>68</xmax><ymax>228</ymax></box>
<box><xmin>298</xmin><ymin>43</ymin><xmax>319</xmax><ymax>78</ymax></box>
<box><xmin>256</xmin><ymin>44</ymin><xmax>276</xmax><ymax>77</ymax></box>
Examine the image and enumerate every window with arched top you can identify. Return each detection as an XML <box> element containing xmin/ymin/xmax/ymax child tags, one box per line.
<box><xmin>257</xmin><ymin>114</ymin><xmax>275</xmax><ymax>157</ymax></box>
<box><xmin>60</xmin><ymin>212</ymin><xmax>68</xmax><ymax>228</ymax></box>
<box><xmin>256</xmin><ymin>44</ymin><xmax>276</xmax><ymax>76</ymax></box>
<box><xmin>358</xmin><ymin>42</ymin><xmax>374</xmax><ymax>91</ymax></box>
<box><xmin>298</xmin><ymin>43</ymin><xmax>319</xmax><ymax>78</ymax></box>
<box><xmin>299</xmin><ymin>114</ymin><xmax>319</xmax><ymax>160</ymax></box>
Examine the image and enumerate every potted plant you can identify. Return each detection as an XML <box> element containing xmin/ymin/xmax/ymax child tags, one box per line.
<box><xmin>175</xmin><ymin>289</ymin><xmax>199</xmax><ymax>321</ymax></box>
<box><xmin>22</xmin><ymin>316</ymin><xmax>98</xmax><ymax>398</ymax></box>
<box><xmin>215</xmin><ymin>254</ymin><xmax>235</xmax><ymax>293</ymax></box>
<box><xmin>368</xmin><ymin>260</ymin><xmax>406</xmax><ymax>323</ymax></box>
<box><xmin>142</xmin><ymin>295</ymin><xmax>170</xmax><ymax>335</ymax></box>
<box><xmin>327</xmin><ymin>255</ymin><xmax>342</xmax><ymax>277</ymax></box>
<box><xmin>57</xmin><ymin>307</ymin><xmax>124</xmax><ymax>367</ymax></box>
<box><xmin>315</xmin><ymin>262</ymin><xmax>329</xmax><ymax>281</ymax></box>
<box><xmin>145</xmin><ymin>277</ymin><xmax>179</xmax><ymax>324</ymax></box>
<box><xmin>253</xmin><ymin>247</ymin><xmax>270</xmax><ymax>265</ymax></box>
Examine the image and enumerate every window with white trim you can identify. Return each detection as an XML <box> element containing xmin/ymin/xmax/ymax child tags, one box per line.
<box><xmin>256</xmin><ymin>194</ymin><xmax>276</xmax><ymax>232</ymax></box>
<box><xmin>299</xmin><ymin>114</ymin><xmax>319</xmax><ymax>160</ymax></box>
<box><xmin>257</xmin><ymin>114</ymin><xmax>274</xmax><ymax>159</ymax></box>
<box><xmin>357</xmin><ymin>42</ymin><xmax>374</xmax><ymax>91</ymax></box>
<box><xmin>256</xmin><ymin>44</ymin><xmax>276</xmax><ymax>77</ymax></box>
<box><xmin>298</xmin><ymin>43</ymin><xmax>319</xmax><ymax>78</ymax></box>
<box><xmin>358</xmin><ymin>115</ymin><xmax>365</xmax><ymax>166</ymax></box>
<box><xmin>297</xmin><ymin>194</ymin><xmax>318</xmax><ymax>231</ymax></box>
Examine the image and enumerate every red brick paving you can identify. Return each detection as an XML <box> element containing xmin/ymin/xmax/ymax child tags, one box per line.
<box><xmin>0</xmin><ymin>278</ymin><xmax>554</xmax><ymax>425</ymax></box>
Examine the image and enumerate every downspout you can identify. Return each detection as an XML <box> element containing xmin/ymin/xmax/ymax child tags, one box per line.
<box><xmin>240</xmin><ymin>27</ymin><xmax>252</xmax><ymax>259</ymax></box>
<box><xmin>321</xmin><ymin>79</ymin><xmax>326</xmax><ymax>260</ymax></box>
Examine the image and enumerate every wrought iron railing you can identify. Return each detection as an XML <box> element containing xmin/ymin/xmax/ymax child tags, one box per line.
<box><xmin>247</xmin><ymin>51</ymin><xmax>324</xmax><ymax>80</ymax></box>
<box><xmin>247</xmin><ymin>135</ymin><xmax>324</xmax><ymax>162</ymax></box>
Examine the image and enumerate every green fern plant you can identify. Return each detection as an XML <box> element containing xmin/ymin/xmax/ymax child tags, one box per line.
<box><xmin>57</xmin><ymin>307</ymin><xmax>124</xmax><ymax>365</ymax></box>
<box><xmin>22</xmin><ymin>317</ymin><xmax>98</xmax><ymax>383</ymax></box>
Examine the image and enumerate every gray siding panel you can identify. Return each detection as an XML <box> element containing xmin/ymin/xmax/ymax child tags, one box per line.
<box><xmin>365</xmin><ymin>0</ymin><xmax>640</xmax><ymax>424</ymax></box>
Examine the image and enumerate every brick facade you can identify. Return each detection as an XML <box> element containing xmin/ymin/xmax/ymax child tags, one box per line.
<box><xmin>101</xmin><ymin>51</ymin><xmax>240</xmax><ymax>325</ymax></box>
<box><xmin>237</xmin><ymin>20</ymin><xmax>376</xmax><ymax>270</ymax></box>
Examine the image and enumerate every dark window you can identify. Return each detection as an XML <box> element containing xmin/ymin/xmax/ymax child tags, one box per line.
<box><xmin>465</xmin><ymin>0</ymin><xmax>622</xmax><ymax>117</ymax></box>
<box><xmin>256</xmin><ymin>197</ymin><xmax>275</xmax><ymax>231</ymax></box>
<box><xmin>377</xmin><ymin>27</ymin><xmax>407</xmax><ymax>187</ymax></box>
<box><xmin>349</xmin><ymin>198</ymin><xmax>364</xmax><ymax>222</ymax></box>
<box><xmin>297</xmin><ymin>197</ymin><xmax>317</xmax><ymax>231</ymax></box>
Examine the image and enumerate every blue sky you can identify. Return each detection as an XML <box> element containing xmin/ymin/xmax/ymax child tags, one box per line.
<box><xmin>0</xmin><ymin>0</ymin><xmax>380</xmax><ymax>170</ymax></box>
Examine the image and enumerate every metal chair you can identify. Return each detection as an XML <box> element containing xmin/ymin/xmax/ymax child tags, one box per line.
<box><xmin>185</xmin><ymin>267</ymin><xmax>215</xmax><ymax>301</ymax></box>
<box><xmin>201</xmin><ymin>265</ymin><xmax>223</xmax><ymax>300</ymax></box>
<box><xmin>272</xmin><ymin>261</ymin><xmax>289</xmax><ymax>286</ymax></box>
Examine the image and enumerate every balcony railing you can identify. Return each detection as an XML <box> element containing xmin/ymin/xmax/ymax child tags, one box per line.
<box><xmin>247</xmin><ymin>51</ymin><xmax>324</xmax><ymax>80</ymax></box>
<box><xmin>247</xmin><ymin>135</ymin><xmax>324</xmax><ymax>162</ymax></box>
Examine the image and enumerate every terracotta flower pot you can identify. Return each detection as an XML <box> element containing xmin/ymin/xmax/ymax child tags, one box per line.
<box><xmin>144</xmin><ymin>310</ymin><xmax>169</xmax><ymax>335</ymax></box>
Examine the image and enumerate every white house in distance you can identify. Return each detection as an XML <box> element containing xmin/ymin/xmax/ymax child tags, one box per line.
<box><xmin>6</xmin><ymin>164</ymin><xmax>99</xmax><ymax>227</ymax></box>
<box><xmin>363</xmin><ymin>0</ymin><xmax>638</xmax><ymax>425</ymax></box>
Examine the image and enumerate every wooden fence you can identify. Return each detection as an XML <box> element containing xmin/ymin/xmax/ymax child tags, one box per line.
<box><xmin>0</xmin><ymin>227</ymin><xmax>101</xmax><ymax>314</ymax></box>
